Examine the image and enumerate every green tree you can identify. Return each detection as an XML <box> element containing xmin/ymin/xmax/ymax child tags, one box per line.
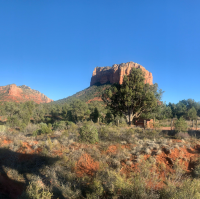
<box><xmin>69</xmin><ymin>99</ymin><xmax>90</xmax><ymax>123</ymax></box>
<box><xmin>90</xmin><ymin>107</ymin><xmax>100</xmax><ymax>123</ymax></box>
<box><xmin>61</xmin><ymin>103</ymin><xmax>69</xmax><ymax>119</ymax></box>
<box><xmin>105</xmin><ymin>111</ymin><xmax>114</xmax><ymax>124</ymax></box>
<box><xmin>175</xmin><ymin>117</ymin><xmax>188</xmax><ymax>132</ymax></box>
<box><xmin>102</xmin><ymin>68</ymin><xmax>161</xmax><ymax>125</ymax></box>
<box><xmin>187</xmin><ymin>107</ymin><xmax>197</xmax><ymax>121</ymax></box>
<box><xmin>7</xmin><ymin>115</ymin><xmax>20</xmax><ymax>128</ymax></box>
<box><xmin>4</xmin><ymin>102</ymin><xmax>19</xmax><ymax>117</ymax></box>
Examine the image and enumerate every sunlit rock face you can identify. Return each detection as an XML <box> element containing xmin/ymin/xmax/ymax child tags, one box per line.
<box><xmin>90</xmin><ymin>61</ymin><xmax>153</xmax><ymax>86</ymax></box>
<box><xmin>0</xmin><ymin>84</ymin><xmax>53</xmax><ymax>103</ymax></box>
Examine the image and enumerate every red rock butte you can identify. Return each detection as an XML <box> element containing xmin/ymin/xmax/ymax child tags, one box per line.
<box><xmin>0</xmin><ymin>84</ymin><xmax>53</xmax><ymax>104</ymax></box>
<box><xmin>90</xmin><ymin>61</ymin><xmax>153</xmax><ymax>86</ymax></box>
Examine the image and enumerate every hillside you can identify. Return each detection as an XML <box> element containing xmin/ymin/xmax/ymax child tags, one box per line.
<box><xmin>0</xmin><ymin>84</ymin><xmax>53</xmax><ymax>104</ymax></box>
<box><xmin>53</xmin><ymin>84</ymin><xmax>111</xmax><ymax>104</ymax></box>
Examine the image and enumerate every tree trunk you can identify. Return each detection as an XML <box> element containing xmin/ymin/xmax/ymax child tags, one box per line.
<box><xmin>125</xmin><ymin>108</ymin><xmax>134</xmax><ymax>126</ymax></box>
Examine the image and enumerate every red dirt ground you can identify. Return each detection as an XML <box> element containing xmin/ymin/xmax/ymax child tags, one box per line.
<box><xmin>1</xmin><ymin>136</ymin><xmax>200</xmax><ymax>198</ymax></box>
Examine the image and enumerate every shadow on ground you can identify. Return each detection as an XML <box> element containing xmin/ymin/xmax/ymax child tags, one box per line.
<box><xmin>160</xmin><ymin>129</ymin><xmax>200</xmax><ymax>139</ymax></box>
<box><xmin>0</xmin><ymin>148</ymin><xmax>64</xmax><ymax>199</ymax></box>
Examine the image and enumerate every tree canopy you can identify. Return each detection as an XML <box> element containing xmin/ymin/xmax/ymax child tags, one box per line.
<box><xmin>102</xmin><ymin>67</ymin><xmax>162</xmax><ymax>125</ymax></box>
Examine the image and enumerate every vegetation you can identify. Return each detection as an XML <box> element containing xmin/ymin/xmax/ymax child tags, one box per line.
<box><xmin>2</xmin><ymin>70</ymin><xmax>200</xmax><ymax>198</ymax></box>
<box><xmin>0</xmin><ymin>121</ymin><xmax>200</xmax><ymax>198</ymax></box>
<box><xmin>174</xmin><ymin>117</ymin><xmax>188</xmax><ymax>132</ymax></box>
<box><xmin>102</xmin><ymin>68</ymin><xmax>163</xmax><ymax>125</ymax></box>
<box><xmin>78</xmin><ymin>121</ymin><xmax>99</xmax><ymax>144</ymax></box>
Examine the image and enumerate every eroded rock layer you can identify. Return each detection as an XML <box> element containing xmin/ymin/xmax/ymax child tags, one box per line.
<box><xmin>90</xmin><ymin>61</ymin><xmax>153</xmax><ymax>86</ymax></box>
<box><xmin>0</xmin><ymin>84</ymin><xmax>53</xmax><ymax>104</ymax></box>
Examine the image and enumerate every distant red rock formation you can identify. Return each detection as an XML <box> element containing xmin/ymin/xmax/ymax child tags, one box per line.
<box><xmin>90</xmin><ymin>61</ymin><xmax>153</xmax><ymax>86</ymax></box>
<box><xmin>0</xmin><ymin>84</ymin><xmax>53</xmax><ymax>104</ymax></box>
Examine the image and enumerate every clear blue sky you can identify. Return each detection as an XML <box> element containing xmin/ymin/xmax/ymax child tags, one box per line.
<box><xmin>0</xmin><ymin>0</ymin><xmax>200</xmax><ymax>104</ymax></box>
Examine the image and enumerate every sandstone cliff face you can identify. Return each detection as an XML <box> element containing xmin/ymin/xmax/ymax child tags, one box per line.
<box><xmin>90</xmin><ymin>61</ymin><xmax>153</xmax><ymax>86</ymax></box>
<box><xmin>0</xmin><ymin>84</ymin><xmax>53</xmax><ymax>104</ymax></box>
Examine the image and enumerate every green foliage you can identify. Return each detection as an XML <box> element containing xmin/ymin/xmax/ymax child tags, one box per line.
<box><xmin>144</xmin><ymin>102</ymin><xmax>172</xmax><ymax>120</ymax></box>
<box><xmin>167</xmin><ymin>99</ymin><xmax>200</xmax><ymax>120</ymax></box>
<box><xmin>192</xmin><ymin>158</ymin><xmax>200</xmax><ymax>178</ymax></box>
<box><xmin>193</xmin><ymin>165</ymin><xmax>200</xmax><ymax>178</ymax></box>
<box><xmin>105</xmin><ymin>111</ymin><xmax>114</xmax><ymax>124</ymax></box>
<box><xmin>7</xmin><ymin>115</ymin><xmax>20</xmax><ymax>128</ymax></box>
<box><xmin>53</xmin><ymin>121</ymin><xmax>66</xmax><ymax>131</ymax></box>
<box><xmin>90</xmin><ymin>107</ymin><xmax>100</xmax><ymax>123</ymax></box>
<box><xmin>187</xmin><ymin>107</ymin><xmax>197</xmax><ymax>120</ymax></box>
<box><xmin>102</xmin><ymin>68</ymin><xmax>161</xmax><ymax>125</ymax></box>
<box><xmin>114</xmin><ymin>115</ymin><xmax>127</xmax><ymax>126</ymax></box>
<box><xmin>67</xmin><ymin>121</ymin><xmax>78</xmax><ymax>132</ymax></box>
<box><xmin>174</xmin><ymin>117</ymin><xmax>188</xmax><ymax>132</ymax></box>
<box><xmin>68</xmin><ymin>99</ymin><xmax>90</xmax><ymax>123</ymax></box>
<box><xmin>78</xmin><ymin>121</ymin><xmax>99</xmax><ymax>144</ymax></box>
<box><xmin>20</xmin><ymin>181</ymin><xmax>53</xmax><ymax>199</ymax></box>
<box><xmin>47</xmin><ymin>123</ymin><xmax>52</xmax><ymax>129</ymax></box>
<box><xmin>0</xmin><ymin>125</ymin><xmax>7</xmax><ymax>132</ymax></box>
<box><xmin>160</xmin><ymin>178</ymin><xmax>200</xmax><ymax>199</ymax></box>
<box><xmin>32</xmin><ymin>104</ymin><xmax>45</xmax><ymax>123</ymax></box>
<box><xmin>33</xmin><ymin>123</ymin><xmax>52</xmax><ymax>136</ymax></box>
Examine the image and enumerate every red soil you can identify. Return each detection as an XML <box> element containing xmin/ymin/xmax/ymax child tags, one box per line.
<box><xmin>86</xmin><ymin>97</ymin><xmax>103</xmax><ymax>103</ymax></box>
<box><xmin>75</xmin><ymin>153</ymin><xmax>99</xmax><ymax>177</ymax></box>
<box><xmin>1</xmin><ymin>135</ymin><xmax>200</xmax><ymax>198</ymax></box>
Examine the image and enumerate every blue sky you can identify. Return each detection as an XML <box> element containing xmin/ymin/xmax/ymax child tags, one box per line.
<box><xmin>0</xmin><ymin>0</ymin><xmax>200</xmax><ymax>104</ymax></box>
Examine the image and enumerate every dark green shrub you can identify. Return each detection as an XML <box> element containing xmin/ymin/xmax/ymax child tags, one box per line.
<box><xmin>193</xmin><ymin>158</ymin><xmax>200</xmax><ymax>178</ymax></box>
<box><xmin>175</xmin><ymin>117</ymin><xmax>188</xmax><ymax>132</ymax></box>
<box><xmin>67</xmin><ymin>121</ymin><xmax>78</xmax><ymax>131</ymax></box>
<box><xmin>33</xmin><ymin>123</ymin><xmax>52</xmax><ymax>136</ymax></box>
<box><xmin>53</xmin><ymin>121</ymin><xmax>66</xmax><ymax>131</ymax></box>
<box><xmin>114</xmin><ymin>116</ymin><xmax>127</xmax><ymax>127</ymax></box>
<box><xmin>175</xmin><ymin>131</ymin><xmax>190</xmax><ymax>139</ymax></box>
<box><xmin>78</xmin><ymin>121</ymin><xmax>99</xmax><ymax>144</ymax></box>
<box><xmin>39</xmin><ymin>123</ymin><xmax>52</xmax><ymax>134</ymax></box>
<box><xmin>47</xmin><ymin>123</ymin><xmax>52</xmax><ymax>129</ymax></box>
<box><xmin>193</xmin><ymin>165</ymin><xmax>200</xmax><ymax>178</ymax></box>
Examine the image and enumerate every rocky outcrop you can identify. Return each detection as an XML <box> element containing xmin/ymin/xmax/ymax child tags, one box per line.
<box><xmin>0</xmin><ymin>84</ymin><xmax>53</xmax><ymax>104</ymax></box>
<box><xmin>90</xmin><ymin>61</ymin><xmax>153</xmax><ymax>86</ymax></box>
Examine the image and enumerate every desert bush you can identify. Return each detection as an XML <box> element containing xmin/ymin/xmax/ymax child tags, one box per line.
<box><xmin>94</xmin><ymin>169</ymin><xmax>159</xmax><ymax>198</ymax></box>
<box><xmin>24</xmin><ymin>123</ymin><xmax>39</xmax><ymax>134</ymax></box>
<box><xmin>118</xmin><ymin>128</ymin><xmax>135</xmax><ymax>143</ymax></box>
<box><xmin>98</xmin><ymin>126</ymin><xmax>121</xmax><ymax>142</ymax></box>
<box><xmin>114</xmin><ymin>116</ymin><xmax>127</xmax><ymax>127</ymax></box>
<box><xmin>32</xmin><ymin>123</ymin><xmax>52</xmax><ymax>136</ymax></box>
<box><xmin>53</xmin><ymin>121</ymin><xmax>66</xmax><ymax>131</ymax></box>
<box><xmin>175</xmin><ymin>131</ymin><xmax>190</xmax><ymax>139</ymax></box>
<box><xmin>153</xmin><ymin>122</ymin><xmax>161</xmax><ymax>129</ymax></box>
<box><xmin>67</xmin><ymin>121</ymin><xmax>78</xmax><ymax>131</ymax></box>
<box><xmin>193</xmin><ymin>165</ymin><xmax>200</xmax><ymax>178</ymax></box>
<box><xmin>0</xmin><ymin>125</ymin><xmax>7</xmax><ymax>132</ymax></box>
<box><xmin>39</xmin><ymin>123</ymin><xmax>52</xmax><ymax>134</ymax></box>
<box><xmin>98</xmin><ymin>126</ymin><xmax>109</xmax><ymax>140</ymax></box>
<box><xmin>192</xmin><ymin>158</ymin><xmax>200</xmax><ymax>178</ymax></box>
<box><xmin>47</xmin><ymin>123</ymin><xmax>52</xmax><ymax>129</ymax></box>
<box><xmin>85</xmin><ymin>178</ymin><xmax>104</xmax><ymax>198</ymax></box>
<box><xmin>78</xmin><ymin>121</ymin><xmax>99</xmax><ymax>144</ymax></box>
<box><xmin>20</xmin><ymin>181</ymin><xmax>53</xmax><ymax>199</ymax></box>
<box><xmin>159</xmin><ymin>178</ymin><xmax>200</xmax><ymax>199</ymax></box>
<box><xmin>134</xmin><ymin>127</ymin><xmax>144</xmax><ymax>134</ymax></box>
<box><xmin>174</xmin><ymin>117</ymin><xmax>188</xmax><ymax>132</ymax></box>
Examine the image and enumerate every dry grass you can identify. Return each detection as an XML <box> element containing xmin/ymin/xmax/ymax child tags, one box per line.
<box><xmin>1</xmin><ymin>123</ymin><xmax>200</xmax><ymax>198</ymax></box>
